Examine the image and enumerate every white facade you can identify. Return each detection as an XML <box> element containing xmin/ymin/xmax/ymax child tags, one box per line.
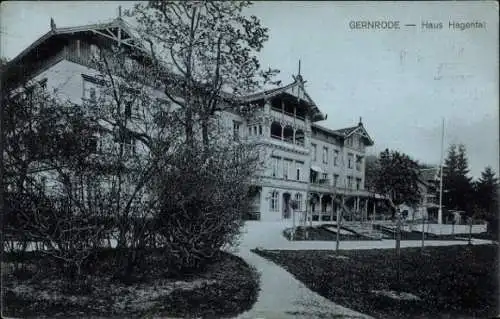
<box><xmin>5</xmin><ymin>18</ymin><xmax>376</xmax><ymax>223</ymax></box>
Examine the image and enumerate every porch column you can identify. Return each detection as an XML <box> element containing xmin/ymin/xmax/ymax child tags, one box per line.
<box><xmin>356</xmin><ymin>197</ymin><xmax>360</xmax><ymax>220</ymax></box>
<box><xmin>319</xmin><ymin>194</ymin><xmax>324</xmax><ymax>221</ymax></box>
<box><xmin>281</xmin><ymin>125</ymin><xmax>284</xmax><ymax>141</ymax></box>
<box><xmin>331</xmin><ymin>196</ymin><xmax>335</xmax><ymax>221</ymax></box>
<box><xmin>293</xmin><ymin>128</ymin><xmax>296</xmax><ymax>144</ymax></box>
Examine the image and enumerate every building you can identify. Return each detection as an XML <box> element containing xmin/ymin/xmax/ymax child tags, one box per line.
<box><xmin>3</xmin><ymin>16</ymin><xmax>377</xmax><ymax>222</ymax></box>
<box><xmin>418</xmin><ymin>167</ymin><xmax>440</xmax><ymax>208</ymax></box>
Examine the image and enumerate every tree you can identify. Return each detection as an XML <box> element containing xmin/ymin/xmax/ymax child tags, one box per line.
<box><xmin>375</xmin><ymin>149</ymin><xmax>421</xmax><ymax>209</ymax></box>
<box><xmin>128</xmin><ymin>1</ymin><xmax>279</xmax><ymax>150</ymax></box>
<box><xmin>475</xmin><ymin>166</ymin><xmax>498</xmax><ymax>234</ymax></box>
<box><xmin>123</xmin><ymin>1</ymin><xmax>274</xmax><ymax>270</ymax></box>
<box><xmin>1</xmin><ymin>75</ymin><xmax>108</xmax><ymax>282</ymax></box>
<box><xmin>442</xmin><ymin>144</ymin><xmax>474</xmax><ymax>212</ymax></box>
<box><xmin>374</xmin><ymin>149</ymin><xmax>421</xmax><ymax>292</ymax></box>
<box><xmin>364</xmin><ymin>154</ymin><xmax>379</xmax><ymax>192</ymax></box>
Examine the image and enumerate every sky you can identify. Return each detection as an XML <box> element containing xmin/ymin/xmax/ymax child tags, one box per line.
<box><xmin>1</xmin><ymin>1</ymin><xmax>498</xmax><ymax>178</ymax></box>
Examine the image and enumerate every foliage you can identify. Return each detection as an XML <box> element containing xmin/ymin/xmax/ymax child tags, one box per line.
<box><xmin>3</xmin><ymin>0</ymin><xmax>272</xmax><ymax>285</ymax></box>
<box><xmin>364</xmin><ymin>154</ymin><xmax>379</xmax><ymax>192</ymax></box>
<box><xmin>474</xmin><ymin>166</ymin><xmax>498</xmax><ymax>216</ymax></box>
<box><xmin>128</xmin><ymin>0</ymin><xmax>279</xmax><ymax>147</ymax></box>
<box><xmin>374</xmin><ymin>149</ymin><xmax>421</xmax><ymax>207</ymax></box>
<box><xmin>153</xmin><ymin>141</ymin><xmax>261</xmax><ymax>272</ymax></box>
<box><xmin>474</xmin><ymin>166</ymin><xmax>499</xmax><ymax>234</ymax></box>
<box><xmin>441</xmin><ymin>144</ymin><xmax>474</xmax><ymax>211</ymax></box>
<box><xmin>2</xmin><ymin>81</ymin><xmax>106</xmax><ymax>280</ymax></box>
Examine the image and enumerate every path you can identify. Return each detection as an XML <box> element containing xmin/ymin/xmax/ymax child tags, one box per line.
<box><xmin>230</xmin><ymin>221</ymin><xmax>495</xmax><ymax>319</ymax></box>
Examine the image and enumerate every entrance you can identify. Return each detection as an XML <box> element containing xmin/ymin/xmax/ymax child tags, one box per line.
<box><xmin>282</xmin><ymin>193</ymin><xmax>291</xmax><ymax>219</ymax></box>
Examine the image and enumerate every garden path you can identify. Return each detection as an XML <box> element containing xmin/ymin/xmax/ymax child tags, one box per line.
<box><xmin>230</xmin><ymin>221</ymin><xmax>494</xmax><ymax>319</ymax></box>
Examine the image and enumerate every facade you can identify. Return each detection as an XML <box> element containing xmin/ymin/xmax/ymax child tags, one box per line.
<box><xmin>3</xmin><ymin>17</ymin><xmax>377</xmax><ymax>222</ymax></box>
<box><xmin>418</xmin><ymin>167</ymin><xmax>440</xmax><ymax>208</ymax></box>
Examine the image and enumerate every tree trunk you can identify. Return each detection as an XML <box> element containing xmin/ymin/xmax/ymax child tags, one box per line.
<box><xmin>201</xmin><ymin>119</ymin><xmax>210</xmax><ymax>154</ymax></box>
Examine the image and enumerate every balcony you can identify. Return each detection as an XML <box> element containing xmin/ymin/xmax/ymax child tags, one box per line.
<box><xmin>270</xmin><ymin>107</ymin><xmax>306</xmax><ymax>122</ymax></box>
<box><xmin>270</xmin><ymin>121</ymin><xmax>306</xmax><ymax>148</ymax></box>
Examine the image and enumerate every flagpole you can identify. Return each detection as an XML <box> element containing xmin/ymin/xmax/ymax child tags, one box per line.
<box><xmin>438</xmin><ymin>118</ymin><xmax>445</xmax><ymax>225</ymax></box>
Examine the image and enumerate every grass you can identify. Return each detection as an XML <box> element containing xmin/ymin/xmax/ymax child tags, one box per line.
<box><xmin>3</xmin><ymin>250</ymin><xmax>260</xmax><ymax>318</ymax></box>
<box><xmin>253</xmin><ymin>245</ymin><xmax>499</xmax><ymax>319</ymax></box>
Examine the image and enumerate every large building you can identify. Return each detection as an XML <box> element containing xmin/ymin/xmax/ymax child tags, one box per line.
<box><xmin>3</xmin><ymin>17</ymin><xmax>377</xmax><ymax>222</ymax></box>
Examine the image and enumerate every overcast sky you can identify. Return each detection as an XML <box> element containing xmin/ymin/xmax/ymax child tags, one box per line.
<box><xmin>1</xmin><ymin>1</ymin><xmax>498</xmax><ymax>178</ymax></box>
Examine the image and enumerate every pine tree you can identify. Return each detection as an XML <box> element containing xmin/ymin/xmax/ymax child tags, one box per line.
<box><xmin>441</xmin><ymin>144</ymin><xmax>474</xmax><ymax>212</ymax></box>
<box><xmin>475</xmin><ymin>166</ymin><xmax>498</xmax><ymax>219</ymax></box>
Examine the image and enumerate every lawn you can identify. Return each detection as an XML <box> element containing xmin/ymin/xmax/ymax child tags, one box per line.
<box><xmin>253</xmin><ymin>245</ymin><xmax>499</xmax><ymax>319</ymax></box>
<box><xmin>3</xmin><ymin>249</ymin><xmax>259</xmax><ymax>318</ymax></box>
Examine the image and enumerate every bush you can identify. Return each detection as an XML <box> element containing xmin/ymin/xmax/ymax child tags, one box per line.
<box><xmin>153</xmin><ymin>144</ymin><xmax>258</xmax><ymax>273</ymax></box>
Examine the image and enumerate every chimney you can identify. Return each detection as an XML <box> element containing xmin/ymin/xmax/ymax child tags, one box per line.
<box><xmin>50</xmin><ymin>18</ymin><xmax>56</xmax><ymax>30</ymax></box>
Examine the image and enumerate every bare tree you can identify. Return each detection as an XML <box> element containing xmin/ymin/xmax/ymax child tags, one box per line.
<box><xmin>128</xmin><ymin>1</ymin><xmax>279</xmax><ymax>150</ymax></box>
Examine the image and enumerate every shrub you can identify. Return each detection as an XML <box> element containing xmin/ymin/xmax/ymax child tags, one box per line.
<box><xmin>153</xmin><ymin>144</ymin><xmax>258</xmax><ymax>273</ymax></box>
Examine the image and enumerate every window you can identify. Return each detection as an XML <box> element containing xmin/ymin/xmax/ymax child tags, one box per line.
<box><xmin>311</xmin><ymin>143</ymin><xmax>317</xmax><ymax>161</ymax></box>
<box><xmin>233</xmin><ymin>121</ymin><xmax>241</xmax><ymax>141</ymax></box>
<box><xmin>271</xmin><ymin>156</ymin><xmax>279</xmax><ymax>177</ymax></box>
<box><xmin>248</xmin><ymin>127</ymin><xmax>252</xmax><ymax>136</ymax></box>
<box><xmin>296</xmin><ymin>161</ymin><xmax>303</xmax><ymax>181</ymax></box>
<box><xmin>347</xmin><ymin>176</ymin><xmax>353</xmax><ymax>189</ymax></box>
<box><xmin>333</xmin><ymin>174</ymin><xmax>339</xmax><ymax>187</ymax></box>
<box><xmin>321</xmin><ymin>173</ymin><xmax>328</xmax><ymax>184</ymax></box>
<box><xmin>283</xmin><ymin>160</ymin><xmax>291</xmax><ymax>180</ymax></box>
<box><xmin>253</xmin><ymin>126</ymin><xmax>257</xmax><ymax>135</ymax></box>
<box><xmin>89</xmin><ymin>87</ymin><xmax>96</xmax><ymax>102</ymax></box>
<box><xmin>333</xmin><ymin>150</ymin><xmax>339</xmax><ymax>167</ymax></box>
<box><xmin>90</xmin><ymin>44</ymin><xmax>100</xmax><ymax>59</ymax></box>
<box><xmin>356</xmin><ymin>155</ymin><xmax>363</xmax><ymax>171</ymax></box>
<box><xmin>121</xmin><ymin>135</ymin><xmax>136</xmax><ymax>157</ymax></box>
<box><xmin>270</xmin><ymin>191</ymin><xmax>279</xmax><ymax>212</ymax></box>
<box><xmin>294</xmin><ymin>193</ymin><xmax>303</xmax><ymax>211</ymax></box>
<box><xmin>356</xmin><ymin>178</ymin><xmax>361</xmax><ymax>190</ymax></box>
<box><xmin>259</xmin><ymin>125</ymin><xmax>263</xmax><ymax>135</ymax></box>
<box><xmin>346</xmin><ymin>137</ymin><xmax>353</xmax><ymax>147</ymax></box>
<box><xmin>323</xmin><ymin>146</ymin><xmax>328</xmax><ymax>164</ymax></box>
<box><xmin>348</xmin><ymin>153</ymin><xmax>354</xmax><ymax>169</ymax></box>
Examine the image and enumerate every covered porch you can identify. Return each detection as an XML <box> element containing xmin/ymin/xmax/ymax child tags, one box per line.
<box><xmin>306</xmin><ymin>191</ymin><xmax>391</xmax><ymax>223</ymax></box>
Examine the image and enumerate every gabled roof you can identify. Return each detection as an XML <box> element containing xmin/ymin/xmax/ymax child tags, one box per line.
<box><xmin>311</xmin><ymin>123</ymin><xmax>345</xmax><ymax>138</ymax></box>
<box><xmin>333</xmin><ymin>122</ymin><xmax>374</xmax><ymax>146</ymax></box>
<box><xmin>240</xmin><ymin>75</ymin><xmax>325</xmax><ymax>121</ymax></box>
<box><xmin>8</xmin><ymin>17</ymin><xmax>147</xmax><ymax>68</ymax></box>
<box><xmin>4</xmin><ymin>17</ymin><xmax>327</xmax><ymax>121</ymax></box>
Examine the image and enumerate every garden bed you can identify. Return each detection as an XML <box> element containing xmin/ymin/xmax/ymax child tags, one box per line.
<box><xmin>283</xmin><ymin>226</ymin><xmax>377</xmax><ymax>241</ymax></box>
<box><xmin>3</xmin><ymin>249</ymin><xmax>260</xmax><ymax>318</ymax></box>
<box><xmin>252</xmin><ymin>245</ymin><xmax>498</xmax><ymax>319</ymax></box>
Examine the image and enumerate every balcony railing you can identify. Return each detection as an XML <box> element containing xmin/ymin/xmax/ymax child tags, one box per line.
<box><xmin>270</xmin><ymin>134</ymin><xmax>305</xmax><ymax>147</ymax></box>
<box><xmin>270</xmin><ymin>108</ymin><xmax>306</xmax><ymax>121</ymax></box>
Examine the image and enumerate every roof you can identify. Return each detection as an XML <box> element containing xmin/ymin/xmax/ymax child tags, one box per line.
<box><xmin>419</xmin><ymin>167</ymin><xmax>440</xmax><ymax>182</ymax></box>
<box><xmin>5</xmin><ymin>17</ymin><xmax>327</xmax><ymax>121</ymax></box>
<box><xmin>240</xmin><ymin>75</ymin><xmax>326</xmax><ymax>120</ymax></box>
<box><xmin>311</xmin><ymin>123</ymin><xmax>344</xmax><ymax>138</ymax></box>
<box><xmin>8</xmin><ymin>18</ymin><xmax>147</xmax><ymax>68</ymax></box>
<box><xmin>312</xmin><ymin>121</ymin><xmax>374</xmax><ymax>146</ymax></box>
<box><xmin>334</xmin><ymin>125</ymin><xmax>359</xmax><ymax>136</ymax></box>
